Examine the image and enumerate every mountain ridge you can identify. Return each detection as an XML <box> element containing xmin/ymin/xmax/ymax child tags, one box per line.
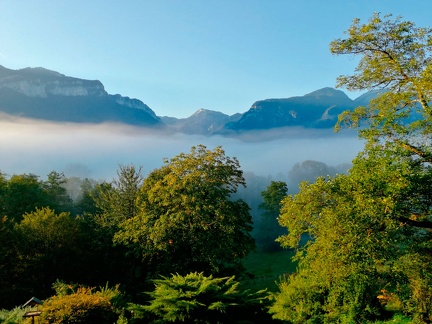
<box><xmin>0</xmin><ymin>65</ymin><xmax>373</xmax><ymax>135</ymax></box>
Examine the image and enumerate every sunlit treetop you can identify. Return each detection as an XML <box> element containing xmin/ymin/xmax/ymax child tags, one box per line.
<box><xmin>330</xmin><ymin>13</ymin><xmax>432</xmax><ymax>161</ymax></box>
<box><xmin>331</xmin><ymin>13</ymin><xmax>432</xmax><ymax>96</ymax></box>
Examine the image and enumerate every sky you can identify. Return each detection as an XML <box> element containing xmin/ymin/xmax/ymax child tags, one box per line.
<box><xmin>0</xmin><ymin>1</ymin><xmax>430</xmax><ymax>180</ymax></box>
<box><xmin>1</xmin><ymin>1</ymin><xmax>431</xmax><ymax>118</ymax></box>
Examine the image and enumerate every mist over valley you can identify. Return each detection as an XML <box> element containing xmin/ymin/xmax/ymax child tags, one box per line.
<box><xmin>0</xmin><ymin>115</ymin><xmax>362</xmax><ymax>182</ymax></box>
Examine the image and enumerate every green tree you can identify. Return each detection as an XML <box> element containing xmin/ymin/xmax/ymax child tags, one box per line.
<box><xmin>272</xmin><ymin>14</ymin><xmax>432</xmax><ymax>323</ymax></box>
<box><xmin>43</xmin><ymin>171</ymin><xmax>73</xmax><ymax>213</ymax></box>
<box><xmin>330</xmin><ymin>12</ymin><xmax>432</xmax><ymax>163</ymax></box>
<box><xmin>137</xmin><ymin>272</ymin><xmax>271</xmax><ymax>324</ymax></box>
<box><xmin>330</xmin><ymin>13</ymin><xmax>432</xmax><ymax>241</ymax></box>
<box><xmin>93</xmin><ymin>164</ymin><xmax>143</xmax><ymax>228</ymax></box>
<box><xmin>256</xmin><ymin>181</ymin><xmax>288</xmax><ymax>252</ymax></box>
<box><xmin>4</xmin><ymin>173</ymin><xmax>47</xmax><ymax>221</ymax></box>
<box><xmin>13</xmin><ymin>208</ymin><xmax>84</xmax><ymax>299</ymax></box>
<box><xmin>114</xmin><ymin>145</ymin><xmax>255</xmax><ymax>276</ymax></box>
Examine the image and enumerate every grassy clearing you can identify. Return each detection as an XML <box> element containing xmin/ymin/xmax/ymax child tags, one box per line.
<box><xmin>241</xmin><ymin>249</ymin><xmax>297</xmax><ymax>292</ymax></box>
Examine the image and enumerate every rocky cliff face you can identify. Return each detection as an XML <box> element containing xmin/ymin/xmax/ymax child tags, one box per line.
<box><xmin>0</xmin><ymin>66</ymin><xmax>106</xmax><ymax>97</ymax></box>
<box><xmin>0</xmin><ymin>66</ymin><xmax>161</xmax><ymax>126</ymax></box>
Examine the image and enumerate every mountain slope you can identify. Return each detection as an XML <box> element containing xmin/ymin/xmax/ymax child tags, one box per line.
<box><xmin>0</xmin><ymin>65</ymin><xmax>161</xmax><ymax>126</ymax></box>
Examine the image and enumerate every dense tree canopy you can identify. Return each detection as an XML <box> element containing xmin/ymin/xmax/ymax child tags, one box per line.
<box><xmin>114</xmin><ymin>145</ymin><xmax>255</xmax><ymax>276</ymax></box>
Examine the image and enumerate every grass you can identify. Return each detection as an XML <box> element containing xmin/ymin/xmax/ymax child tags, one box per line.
<box><xmin>241</xmin><ymin>248</ymin><xmax>297</xmax><ymax>292</ymax></box>
<box><xmin>371</xmin><ymin>313</ymin><xmax>412</xmax><ymax>323</ymax></box>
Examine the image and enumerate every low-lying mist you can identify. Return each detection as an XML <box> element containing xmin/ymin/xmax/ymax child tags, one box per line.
<box><xmin>0</xmin><ymin>116</ymin><xmax>364</xmax><ymax>181</ymax></box>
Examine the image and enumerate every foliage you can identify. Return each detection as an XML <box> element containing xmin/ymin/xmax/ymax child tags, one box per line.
<box><xmin>8</xmin><ymin>207</ymin><xmax>130</xmax><ymax>304</ymax></box>
<box><xmin>271</xmin><ymin>13</ymin><xmax>432</xmax><ymax>323</ymax></box>
<box><xmin>114</xmin><ymin>145</ymin><xmax>255</xmax><ymax>276</ymax></box>
<box><xmin>138</xmin><ymin>272</ymin><xmax>272</xmax><ymax>323</ymax></box>
<box><xmin>0</xmin><ymin>171</ymin><xmax>76</xmax><ymax>221</ymax></box>
<box><xmin>330</xmin><ymin>13</ymin><xmax>432</xmax><ymax>156</ymax></box>
<box><xmin>330</xmin><ymin>13</ymin><xmax>432</xmax><ymax>322</ymax></box>
<box><xmin>0</xmin><ymin>307</ymin><xmax>26</xmax><ymax>324</ymax></box>
<box><xmin>273</xmin><ymin>141</ymin><xmax>432</xmax><ymax>322</ymax></box>
<box><xmin>3</xmin><ymin>173</ymin><xmax>48</xmax><ymax>221</ymax></box>
<box><xmin>12</xmin><ymin>207</ymin><xmax>84</xmax><ymax>301</ymax></box>
<box><xmin>41</xmin><ymin>283</ymin><xmax>125</xmax><ymax>324</ymax></box>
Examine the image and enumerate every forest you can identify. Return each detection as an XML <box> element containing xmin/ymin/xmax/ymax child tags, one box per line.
<box><xmin>1</xmin><ymin>13</ymin><xmax>432</xmax><ymax>323</ymax></box>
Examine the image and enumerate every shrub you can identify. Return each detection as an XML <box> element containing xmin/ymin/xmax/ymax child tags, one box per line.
<box><xmin>41</xmin><ymin>283</ymin><xmax>124</xmax><ymax>324</ymax></box>
<box><xmin>137</xmin><ymin>272</ymin><xmax>272</xmax><ymax>323</ymax></box>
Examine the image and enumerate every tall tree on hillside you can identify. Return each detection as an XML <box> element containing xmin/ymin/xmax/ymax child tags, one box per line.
<box><xmin>88</xmin><ymin>166</ymin><xmax>146</xmax><ymax>296</ymax></box>
<box><xmin>43</xmin><ymin>171</ymin><xmax>73</xmax><ymax>213</ymax></box>
<box><xmin>93</xmin><ymin>164</ymin><xmax>143</xmax><ymax>228</ymax></box>
<box><xmin>271</xmin><ymin>14</ymin><xmax>432</xmax><ymax>323</ymax></box>
<box><xmin>256</xmin><ymin>181</ymin><xmax>288</xmax><ymax>252</ymax></box>
<box><xmin>114</xmin><ymin>145</ymin><xmax>255</xmax><ymax>276</ymax></box>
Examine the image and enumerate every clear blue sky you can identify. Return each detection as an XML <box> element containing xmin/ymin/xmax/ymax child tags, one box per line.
<box><xmin>1</xmin><ymin>1</ymin><xmax>431</xmax><ymax>118</ymax></box>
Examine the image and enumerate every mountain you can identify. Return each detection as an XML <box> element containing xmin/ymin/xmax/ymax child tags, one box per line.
<box><xmin>0</xmin><ymin>65</ymin><xmax>376</xmax><ymax>135</ymax></box>
<box><xmin>160</xmin><ymin>109</ymin><xmax>242</xmax><ymax>135</ymax></box>
<box><xmin>223</xmin><ymin>87</ymin><xmax>359</xmax><ymax>132</ymax></box>
<box><xmin>0</xmin><ymin>65</ymin><xmax>161</xmax><ymax>126</ymax></box>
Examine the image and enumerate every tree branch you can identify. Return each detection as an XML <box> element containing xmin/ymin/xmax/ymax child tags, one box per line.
<box><xmin>397</xmin><ymin>141</ymin><xmax>432</xmax><ymax>163</ymax></box>
<box><xmin>398</xmin><ymin>217</ymin><xmax>432</xmax><ymax>229</ymax></box>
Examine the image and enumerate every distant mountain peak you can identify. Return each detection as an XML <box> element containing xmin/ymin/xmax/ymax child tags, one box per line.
<box><xmin>304</xmin><ymin>87</ymin><xmax>350</xmax><ymax>98</ymax></box>
<box><xmin>192</xmin><ymin>108</ymin><xmax>208</xmax><ymax>116</ymax></box>
<box><xmin>191</xmin><ymin>108</ymin><xmax>228</xmax><ymax>117</ymax></box>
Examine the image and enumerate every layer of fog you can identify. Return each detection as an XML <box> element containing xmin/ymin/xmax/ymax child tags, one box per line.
<box><xmin>0</xmin><ymin>117</ymin><xmax>364</xmax><ymax>181</ymax></box>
